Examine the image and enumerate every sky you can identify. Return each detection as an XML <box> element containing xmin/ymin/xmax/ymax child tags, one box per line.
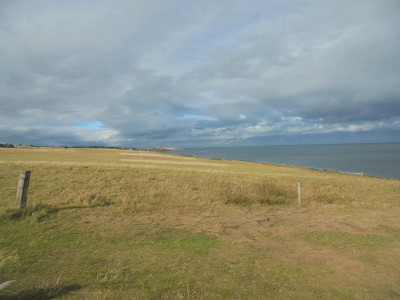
<box><xmin>1</xmin><ymin>0</ymin><xmax>400</xmax><ymax>148</ymax></box>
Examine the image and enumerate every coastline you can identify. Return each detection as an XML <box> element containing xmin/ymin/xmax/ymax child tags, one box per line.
<box><xmin>171</xmin><ymin>143</ymin><xmax>400</xmax><ymax>180</ymax></box>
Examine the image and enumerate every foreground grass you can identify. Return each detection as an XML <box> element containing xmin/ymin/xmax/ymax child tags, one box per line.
<box><xmin>0</xmin><ymin>147</ymin><xmax>400</xmax><ymax>299</ymax></box>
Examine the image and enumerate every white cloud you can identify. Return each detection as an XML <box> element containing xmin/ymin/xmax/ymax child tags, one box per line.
<box><xmin>0</xmin><ymin>0</ymin><xmax>399</xmax><ymax>147</ymax></box>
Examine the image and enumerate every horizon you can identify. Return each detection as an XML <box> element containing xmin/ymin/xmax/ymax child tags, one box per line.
<box><xmin>1</xmin><ymin>1</ymin><xmax>399</xmax><ymax>148</ymax></box>
<box><xmin>2</xmin><ymin>140</ymin><xmax>400</xmax><ymax>150</ymax></box>
<box><xmin>174</xmin><ymin>141</ymin><xmax>400</xmax><ymax>149</ymax></box>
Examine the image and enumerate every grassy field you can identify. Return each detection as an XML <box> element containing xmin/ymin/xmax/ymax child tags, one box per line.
<box><xmin>0</xmin><ymin>147</ymin><xmax>400</xmax><ymax>299</ymax></box>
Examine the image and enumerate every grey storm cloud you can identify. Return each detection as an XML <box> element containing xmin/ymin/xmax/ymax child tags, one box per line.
<box><xmin>0</xmin><ymin>0</ymin><xmax>399</xmax><ymax>147</ymax></box>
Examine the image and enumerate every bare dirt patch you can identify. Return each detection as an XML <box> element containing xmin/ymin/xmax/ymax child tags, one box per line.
<box><xmin>119</xmin><ymin>152</ymin><xmax>227</xmax><ymax>167</ymax></box>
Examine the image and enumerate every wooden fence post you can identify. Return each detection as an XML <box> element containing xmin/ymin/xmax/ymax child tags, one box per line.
<box><xmin>16</xmin><ymin>171</ymin><xmax>30</xmax><ymax>209</ymax></box>
<box><xmin>297</xmin><ymin>178</ymin><xmax>302</xmax><ymax>205</ymax></box>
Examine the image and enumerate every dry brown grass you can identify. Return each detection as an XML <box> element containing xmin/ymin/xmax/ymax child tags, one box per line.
<box><xmin>1</xmin><ymin>147</ymin><xmax>400</xmax><ymax>298</ymax></box>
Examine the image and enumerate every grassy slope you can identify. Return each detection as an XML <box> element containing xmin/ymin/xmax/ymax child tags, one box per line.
<box><xmin>0</xmin><ymin>147</ymin><xmax>400</xmax><ymax>299</ymax></box>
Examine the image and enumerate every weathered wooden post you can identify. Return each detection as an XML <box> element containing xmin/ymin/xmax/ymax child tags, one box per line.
<box><xmin>16</xmin><ymin>171</ymin><xmax>30</xmax><ymax>209</ymax></box>
<box><xmin>297</xmin><ymin>178</ymin><xmax>302</xmax><ymax>205</ymax></box>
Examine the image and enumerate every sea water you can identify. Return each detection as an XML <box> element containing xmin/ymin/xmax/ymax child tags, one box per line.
<box><xmin>172</xmin><ymin>143</ymin><xmax>400</xmax><ymax>180</ymax></box>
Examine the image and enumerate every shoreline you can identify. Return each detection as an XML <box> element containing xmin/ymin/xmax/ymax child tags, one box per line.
<box><xmin>171</xmin><ymin>148</ymin><xmax>400</xmax><ymax>181</ymax></box>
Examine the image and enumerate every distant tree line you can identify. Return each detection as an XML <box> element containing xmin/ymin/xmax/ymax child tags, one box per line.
<box><xmin>0</xmin><ymin>143</ymin><xmax>14</xmax><ymax>148</ymax></box>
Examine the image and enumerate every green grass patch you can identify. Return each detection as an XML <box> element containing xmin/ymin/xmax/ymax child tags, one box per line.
<box><xmin>0</xmin><ymin>210</ymin><xmax>224</xmax><ymax>298</ymax></box>
<box><xmin>140</xmin><ymin>231</ymin><xmax>220</xmax><ymax>255</ymax></box>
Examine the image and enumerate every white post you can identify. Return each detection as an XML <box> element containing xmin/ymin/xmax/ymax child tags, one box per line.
<box><xmin>16</xmin><ymin>171</ymin><xmax>30</xmax><ymax>209</ymax></box>
<box><xmin>297</xmin><ymin>178</ymin><xmax>302</xmax><ymax>205</ymax></box>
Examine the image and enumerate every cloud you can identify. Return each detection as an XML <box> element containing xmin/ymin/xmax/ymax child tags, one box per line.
<box><xmin>0</xmin><ymin>0</ymin><xmax>399</xmax><ymax>147</ymax></box>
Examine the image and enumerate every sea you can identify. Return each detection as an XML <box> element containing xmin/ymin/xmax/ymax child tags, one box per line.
<box><xmin>171</xmin><ymin>143</ymin><xmax>400</xmax><ymax>180</ymax></box>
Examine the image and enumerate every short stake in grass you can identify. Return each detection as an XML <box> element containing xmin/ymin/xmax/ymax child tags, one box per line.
<box><xmin>298</xmin><ymin>178</ymin><xmax>302</xmax><ymax>205</ymax></box>
<box><xmin>16</xmin><ymin>171</ymin><xmax>31</xmax><ymax>209</ymax></box>
<box><xmin>0</xmin><ymin>280</ymin><xmax>15</xmax><ymax>292</ymax></box>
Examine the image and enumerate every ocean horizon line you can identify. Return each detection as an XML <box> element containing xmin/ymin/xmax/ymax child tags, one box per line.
<box><xmin>171</xmin><ymin>143</ymin><xmax>400</xmax><ymax>180</ymax></box>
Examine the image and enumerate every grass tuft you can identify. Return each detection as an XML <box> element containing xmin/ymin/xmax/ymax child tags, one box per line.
<box><xmin>87</xmin><ymin>193</ymin><xmax>111</xmax><ymax>207</ymax></box>
<box><xmin>221</xmin><ymin>181</ymin><xmax>295</xmax><ymax>206</ymax></box>
<box><xmin>0</xmin><ymin>250</ymin><xmax>18</xmax><ymax>270</ymax></box>
<box><xmin>0</xmin><ymin>204</ymin><xmax>56</xmax><ymax>223</ymax></box>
